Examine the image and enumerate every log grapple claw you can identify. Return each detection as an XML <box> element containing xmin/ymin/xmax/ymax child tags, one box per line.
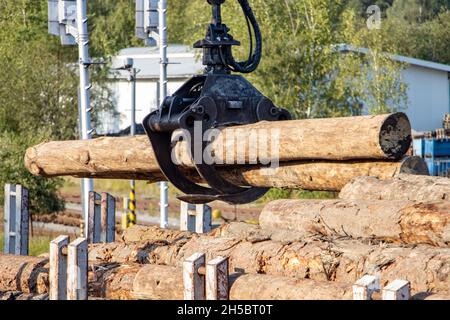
<box><xmin>142</xmin><ymin>0</ymin><xmax>292</xmax><ymax>204</ymax></box>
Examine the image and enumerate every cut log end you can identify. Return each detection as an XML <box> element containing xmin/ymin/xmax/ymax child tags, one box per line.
<box><xmin>399</xmin><ymin>156</ymin><xmax>430</xmax><ymax>175</ymax></box>
<box><xmin>379</xmin><ymin>112</ymin><xmax>412</xmax><ymax>160</ymax></box>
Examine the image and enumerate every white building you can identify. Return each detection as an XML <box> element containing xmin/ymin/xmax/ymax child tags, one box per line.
<box><xmin>97</xmin><ymin>45</ymin><xmax>203</xmax><ymax>135</ymax></box>
<box><xmin>399</xmin><ymin>56</ymin><xmax>450</xmax><ymax>132</ymax></box>
<box><xmin>338</xmin><ymin>44</ymin><xmax>450</xmax><ymax>132</ymax></box>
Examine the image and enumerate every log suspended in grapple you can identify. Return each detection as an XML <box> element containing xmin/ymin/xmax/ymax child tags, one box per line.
<box><xmin>142</xmin><ymin>0</ymin><xmax>292</xmax><ymax>205</ymax></box>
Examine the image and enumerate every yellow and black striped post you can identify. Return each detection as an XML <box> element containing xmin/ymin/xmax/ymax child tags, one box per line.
<box><xmin>128</xmin><ymin>181</ymin><xmax>137</xmax><ymax>227</ymax></box>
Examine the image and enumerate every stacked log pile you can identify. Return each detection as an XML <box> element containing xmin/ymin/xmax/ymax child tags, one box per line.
<box><xmin>0</xmin><ymin>192</ymin><xmax>448</xmax><ymax>300</ymax></box>
<box><xmin>10</xmin><ymin>112</ymin><xmax>448</xmax><ymax>300</ymax></box>
<box><xmin>84</xmin><ymin>173</ymin><xmax>449</xmax><ymax>299</ymax></box>
<box><xmin>86</xmin><ymin>223</ymin><xmax>449</xmax><ymax>297</ymax></box>
<box><xmin>1</xmin><ymin>223</ymin><xmax>448</xmax><ymax>300</ymax></box>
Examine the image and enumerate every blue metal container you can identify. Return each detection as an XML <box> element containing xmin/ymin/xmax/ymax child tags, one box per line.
<box><xmin>416</xmin><ymin>138</ymin><xmax>450</xmax><ymax>176</ymax></box>
<box><xmin>424</xmin><ymin>138</ymin><xmax>450</xmax><ymax>158</ymax></box>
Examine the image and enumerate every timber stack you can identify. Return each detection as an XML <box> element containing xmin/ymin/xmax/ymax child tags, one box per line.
<box><xmin>2</xmin><ymin>112</ymin><xmax>447</xmax><ymax>300</ymax></box>
<box><xmin>81</xmin><ymin>171</ymin><xmax>449</xmax><ymax>300</ymax></box>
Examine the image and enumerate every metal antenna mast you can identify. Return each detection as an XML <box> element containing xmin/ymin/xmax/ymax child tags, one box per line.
<box><xmin>135</xmin><ymin>0</ymin><xmax>169</xmax><ymax>228</ymax></box>
<box><xmin>113</xmin><ymin>58</ymin><xmax>140</xmax><ymax>227</ymax></box>
<box><xmin>48</xmin><ymin>0</ymin><xmax>94</xmax><ymax>237</ymax></box>
<box><xmin>158</xmin><ymin>0</ymin><xmax>169</xmax><ymax>229</ymax></box>
<box><xmin>76</xmin><ymin>0</ymin><xmax>94</xmax><ymax>236</ymax></box>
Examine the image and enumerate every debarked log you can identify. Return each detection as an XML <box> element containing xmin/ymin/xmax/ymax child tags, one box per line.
<box><xmin>24</xmin><ymin>147</ymin><xmax>428</xmax><ymax>191</ymax></box>
<box><xmin>91</xmin><ymin>264</ymin><xmax>354</xmax><ymax>300</ymax></box>
<box><xmin>259</xmin><ymin>199</ymin><xmax>450</xmax><ymax>246</ymax></box>
<box><xmin>339</xmin><ymin>174</ymin><xmax>450</xmax><ymax>201</ymax></box>
<box><xmin>24</xmin><ymin>113</ymin><xmax>419</xmax><ymax>191</ymax></box>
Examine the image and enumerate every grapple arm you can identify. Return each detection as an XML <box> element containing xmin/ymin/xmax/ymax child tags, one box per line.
<box><xmin>142</xmin><ymin>0</ymin><xmax>292</xmax><ymax>204</ymax></box>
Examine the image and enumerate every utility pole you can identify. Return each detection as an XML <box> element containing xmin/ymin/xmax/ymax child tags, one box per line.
<box><xmin>135</xmin><ymin>0</ymin><xmax>169</xmax><ymax>228</ymax></box>
<box><xmin>112</xmin><ymin>58</ymin><xmax>140</xmax><ymax>228</ymax></box>
<box><xmin>48</xmin><ymin>0</ymin><xmax>93</xmax><ymax>237</ymax></box>
<box><xmin>158</xmin><ymin>0</ymin><xmax>169</xmax><ymax>229</ymax></box>
<box><xmin>76</xmin><ymin>0</ymin><xmax>94</xmax><ymax>236</ymax></box>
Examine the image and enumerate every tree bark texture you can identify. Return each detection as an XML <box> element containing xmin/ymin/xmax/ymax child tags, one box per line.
<box><xmin>259</xmin><ymin>199</ymin><xmax>450</xmax><ymax>246</ymax></box>
<box><xmin>339</xmin><ymin>174</ymin><xmax>450</xmax><ymax>201</ymax></box>
<box><xmin>88</xmin><ymin>224</ymin><xmax>450</xmax><ymax>295</ymax></box>
<box><xmin>0</xmin><ymin>255</ymin><xmax>49</xmax><ymax>294</ymax></box>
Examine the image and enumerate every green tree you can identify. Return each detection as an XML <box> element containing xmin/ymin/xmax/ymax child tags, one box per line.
<box><xmin>383</xmin><ymin>3</ymin><xmax>450</xmax><ymax>65</ymax></box>
<box><xmin>0</xmin><ymin>130</ymin><xmax>65</xmax><ymax>214</ymax></box>
<box><xmin>170</xmin><ymin>0</ymin><xmax>408</xmax><ymax>118</ymax></box>
<box><xmin>388</xmin><ymin>0</ymin><xmax>450</xmax><ymax>22</ymax></box>
<box><xmin>0</xmin><ymin>0</ymin><xmax>116</xmax><ymax>214</ymax></box>
<box><xmin>89</xmin><ymin>0</ymin><xmax>141</xmax><ymax>57</ymax></box>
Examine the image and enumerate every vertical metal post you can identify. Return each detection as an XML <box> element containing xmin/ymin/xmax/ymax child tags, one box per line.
<box><xmin>180</xmin><ymin>202</ymin><xmax>212</xmax><ymax>234</ymax></box>
<box><xmin>129</xmin><ymin>68</ymin><xmax>137</xmax><ymax>227</ymax></box>
<box><xmin>206</xmin><ymin>257</ymin><xmax>229</xmax><ymax>300</ymax></box>
<box><xmin>100</xmin><ymin>192</ymin><xmax>116</xmax><ymax>243</ymax></box>
<box><xmin>159</xmin><ymin>0</ymin><xmax>169</xmax><ymax>229</ymax></box>
<box><xmin>67</xmin><ymin>238</ymin><xmax>88</xmax><ymax>300</ymax></box>
<box><xmin>382</xmin><ymin>280</ymin><xmax>411</xmax><ymax>300</ymax></box>
<box><xmin>3</xmin><ymin>185</ymin><xmax>11</xmax><ymax>254</ymax></box>
<box><xmin>180</xmin><ymin>202</ymin><xmax>196</xmax><ymax>232</ymax></box>
<box><xmin>130</xmin><ymin>68</ymin><xmax>137</xmax><ymax>137</ymax></box>
<box><xmin>3</xmin><ymin>184</ymin><xmax>29</xmax><ymax>256</ymax></box>
<box><xmin>49</xmin><ymin>235</ymin><xmax>69</xmax><ymax>300</ymax></box>
<box><xmin>87</xmin><ymin>191</ymin><xmax>101</xmax><ymax>244</ymax></box>
<box><xmin>77</xmin><ymin>0</ymin><xmax>94</xmax><ymax>238</ymax></box>
<box><xmin>353</xmin><ymin>275</ymin><xmax>380</xmax><ymax>300</ymax></box>
<box><xmin>196</xmin><ymin>204</ymin><xmax>212</xmax><ymax>234</ymax></box>
<box><xmin>183</xmin><ymin>253</ymin><xmax>206</xmax><ymax>300</ymax></box>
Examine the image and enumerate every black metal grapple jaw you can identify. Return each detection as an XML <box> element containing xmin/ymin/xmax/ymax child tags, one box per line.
<box><xmin>143</xmin><ymin>73</ymin><xmax>291</xmax><ymax>204</ymax></box>
<box><xmin>142</xmin><ymin>0</ymin><xmax>292</xmax><ymax>204</ymax></box>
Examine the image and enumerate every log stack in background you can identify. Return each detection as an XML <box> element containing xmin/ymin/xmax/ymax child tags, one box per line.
<box><xmin>259</xmin><ymin>199</ymin><xmax>450</xmax><ymax>246</ymax></box>
<box><xmin>339</xmin><ymin>174</ymin><xmax>450</xmax><ymax>201</ymax></box>
<box><xmin>24</xmin><ymin>113</ymin><xmax>428</xmax><ymax>191</ymax></box>
<box><xmin>253</xmin><ymin>173</ymin><xmax>449</xmax><ymax>297</ymax></box>
<box><xmin>85</xmin><ymin>173</ymin><xmax>449</xmax><ymax>299</ymax></box>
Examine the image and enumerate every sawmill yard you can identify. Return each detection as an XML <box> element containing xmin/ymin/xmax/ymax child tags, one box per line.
<box><xmin>0</xmin><ymin>0</ymin><xmax>449</xmax><ymax>313</ymax></box>
<box><xmin>3</xmin><ymin>110</ymin><xmax>450</xmax><ymax>304</ymax></box>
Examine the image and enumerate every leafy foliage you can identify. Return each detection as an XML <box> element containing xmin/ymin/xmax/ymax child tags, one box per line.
<box><xmin>89</xmin><ymin>0</ymin><xmax>141</xmax><ymax>57</ymax></box>
<box><xmin>0</xmin><ymin>0</ymin><xmax>114</xmax><ymax>214</ymax></box>
<box><xmin>258</xmin><ymin>188</ymin><xmax>337</xmax><ymax>202</ymax></box>
<box><xmin>167</xmin><ymin>0</ymin><xmax>409</xmax><ymax>118</ymax></box>
<box><xmin>0</xmin><ymin>130</ymin><xmax>64</xmax><ymax>214</ymax></box>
